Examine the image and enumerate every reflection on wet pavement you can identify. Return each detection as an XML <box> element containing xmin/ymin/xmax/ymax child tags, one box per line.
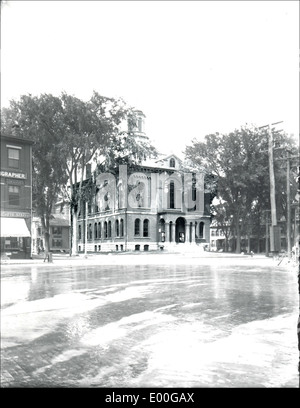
<box><xmin>1</xmin><ymin>263</ymin><xmax>298</xmax><ymax>387</ymax></box>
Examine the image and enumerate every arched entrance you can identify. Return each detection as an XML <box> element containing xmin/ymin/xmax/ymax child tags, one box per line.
<box><xmin>176</xmin><ymin>217</ymin><xmax>185</xmax><ymax>243</ymax></box>
<box><xmin>158</xmin><ymin>218</ymin><xmax>165</xmax><ymax>242</ymax></box>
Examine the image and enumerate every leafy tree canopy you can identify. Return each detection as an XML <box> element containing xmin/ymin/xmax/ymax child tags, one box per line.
<box><xmin>1</xmin><ymin>91</ymin><xmax>158</xmax><ymax>252</ymax></box>
<box><xmin>184</xmin><ymin>125</ymin><xmax>298</xmax><ymax>252</ymax></box>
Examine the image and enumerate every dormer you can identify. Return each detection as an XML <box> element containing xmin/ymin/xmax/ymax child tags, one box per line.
<box><xmin>155</xmin><ymin>154</ymin><xmax>182</xmax><ymax>170</ymax></box>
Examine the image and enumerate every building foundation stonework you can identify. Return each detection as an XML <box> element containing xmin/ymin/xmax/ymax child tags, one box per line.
<box><xmin>76</xmin><ymin>154</ymin><xmax>211</xmax><ymax>254</ymax></box>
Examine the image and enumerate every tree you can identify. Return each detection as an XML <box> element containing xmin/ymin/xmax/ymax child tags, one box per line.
<box><xmin>1</xmin><ymin>94</ymin><xmax>69</xmax><ymax>254</ymax></box>
<box><xmin>184</xmin><ymin>125</ymin><xmax>298</xmax><ymax>253</ymax></box>
<box><xmin>1</xmin><ymin>91</ymin><xmax>157</xmax><ymax>255</ymax></box>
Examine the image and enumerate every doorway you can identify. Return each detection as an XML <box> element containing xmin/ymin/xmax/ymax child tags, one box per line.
<box><xmin>176</xmin><ymin>217</ymin><xmax>185</xmax><ymax>243</ymax></box>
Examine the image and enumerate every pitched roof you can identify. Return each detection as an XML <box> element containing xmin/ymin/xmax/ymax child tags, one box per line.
<box><xmin>49</xmin><ymin>216</ymin><xmax>70</xmax><ymax>227</ymax></box>
<box><xmin>155</xmin><ymin>153</ymin><xmax>183</xmax><ymax>163</ymax></box>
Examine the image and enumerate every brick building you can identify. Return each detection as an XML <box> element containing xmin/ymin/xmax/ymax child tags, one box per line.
<box><xmin>0</xmin><ymin>133</ymin><xmax>33</xmax><ymax>259</ymax></box>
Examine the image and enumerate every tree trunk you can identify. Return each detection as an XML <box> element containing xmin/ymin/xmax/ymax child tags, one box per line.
<box><xmin>247</xmin><ymin>233</ymin><xmax>251</xmax><ymax>253</ymax></box>
<box><xmin>236</xmin><ymin>222</ymin><xmax>241</xmax><ymax>253</ymax></box>
<box><xmin>256</xmin><ymin>220</ymin><xmax>261</xmax><ymax>253</ymax></box>
<box><xmin>225</xmin><ymin>237</ymin><xmax>228</xmax><ymax>252</ymax></box>
<box><xmin>71</xmin><ymin>208</ymin><xmax>78</xmax><ymax>256</ymax></box>
<box><xmin>41</xmin><ymin>215</ymin><xmax>50</xmax><ymax>253</ymax></box>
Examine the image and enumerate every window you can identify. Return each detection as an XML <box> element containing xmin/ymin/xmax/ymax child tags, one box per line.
<box><xmin>104</xmin><ymin>221</ymin><xmax>108</xmax><ymax>238</ymax></box>
<box><xmin>120</xmin><ymin>218</ymin><xmax>124</xmax><ymax>237</ymax></box>
<box><xmin>169</xmin><ymin>181</ymin><xmax>175</xmax><ymax>209</ymax></box>
<box><xmin>98</xmin><ymin>222</ymin><xmax>101</xmax><ymax>238</ymax></box>
<box><xmin>52</xmin><ymin>226</ymin><xmax>62</xmax><ymax>235</ymax></box>
<box><xmin>8</xmin><ymin>185</ymin><xmax>20</xmax><ymax>206</ymax></box>
<box><xmin>8</xmin><ymin>148</ymin><xmax>20</xmax><ymax>168</ymax></box>
<box><xmin>115</xmin><ymin>219</ymin><xmax>119</xmax><ymax>237</ymax></box>
<box><xmin>52</xmin><ymin>238</ymin><xmax>62</xmax><ymax>247</ymax></box>
<box><xmin>199</xmin><ymin>222</ymin><xmax>204</xmax><ymax>239</ymax></box>
<box><xmin>108</xmin><ymin>221</ymin><xmax>112</xmax><ymax>238</ymax></box>
<box><xmin>169</xmin><ymin>158</ymin><xmax>175</xmax><ymax>168</ymax></box>
<box><xmin>192</xmin><ymin>178</ymin><xmax>196</xmax><ymax>201</ymax></box>
<box><xmin>78</xmin><ymin>225</ymin><xmax>82</xmax><ymax>240</ymax></box>
<box><xmin>88</xmin><ymin>223</ymin><xmax>92</xmax><ymax>239</ymax></box>
<box><xmin>94</xmin><ymin>223</ymin><xmax>98</xmax><ymax>239</ymax></box>
<box><xmin>134</xmin><ymin>219</ymin><xmax>140</xmax><ymax>236</ymax></box>
<box><xmin>5</xmin><ymin>237</ymin><xmax>19</xmax><ymax>249</ymax></box>
<box><xmin>143</xmin><ymin>219</ymin><xmax>149</xmax><ymax>237</ymax></box>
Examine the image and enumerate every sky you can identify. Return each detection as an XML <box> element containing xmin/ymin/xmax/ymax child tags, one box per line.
<box><xmin>1</xmin><ymin>0</ymin><xmax>299</xmax><ymax>157</ymax></box>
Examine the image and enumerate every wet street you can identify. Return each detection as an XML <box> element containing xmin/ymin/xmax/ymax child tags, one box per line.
<box><xmin>1</xmin><ymin>254</ymin><xmax>299</xmax><ymax>388</ymax></box>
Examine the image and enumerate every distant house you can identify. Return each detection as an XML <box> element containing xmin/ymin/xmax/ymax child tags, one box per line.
<box><xmin>32</xmin><ymin>202</ymin><xmax>70</xmax><ymax>254</ymax></box>
<box><xmin>0</xmin><ymin>133</ymin><xmax>33</xmax><ymax>259</ymax></box>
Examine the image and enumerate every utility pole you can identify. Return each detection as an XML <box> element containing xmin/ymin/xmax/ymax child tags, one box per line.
<box><xmin>265</xmin><ymin>210</ymin><xmax>270</xmax><ymax>257</ymax></box>
<box><xmin>276</xmin><ymin>150</ymin><xmax>299</xmax><ymax>259</ymax></box>
<box><xmin>84</xmin><ymin>200</ymin><xmax>88</xmax><ymax>257</ymax></box>
<box><xmin>286</xmin><ymin>151</ymin><xmax>291</xmax><ymax>259</ymax></box>
<box><xmin>259</xmin><ymin>121</ymin><xmax>283</xmax><ymax>255</ymax></box>
<box><xmin>268</xmin><ymin>125</ymin><xmax>277</xmax><ymax>228</ymax></box>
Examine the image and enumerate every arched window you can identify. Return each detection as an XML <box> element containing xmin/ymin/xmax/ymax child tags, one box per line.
<box><xmin>170</xmin><ymin>181</ymin><xmax>175</xmax><ymax>209</ymax></box>
<box><xmin>98</xmin><ymin>222</ymin><xmax>101</xmax><ymax>238</ymax></box>
<box><xmin>134</xmin><ymin>219</ymin><xmax>140</xmax><ymax>236</ymax></box>
<box><xmin>143</xmin><ymin>219</ymin><xmax>149</xmax><ymax>237</ymax></box>
<box><xmin>170</xmin><ymin>158</ymin><xmax>175</xmax><ymax>168</ymax></box>
<box><xmin>199</xmin><ymin>222</ymin><xmax>204</xmax><ymax>238</ymax></box>
<box><xmin>94</xmin><ymin>223</ymin><xmax>98</xmax><ymax>239</ymax></box>
<box><xmin>78</xmin><ymin>225</ymin><xmax>82</xmax><ymax>240</ymax></box>
<box><xmin>120</xmin><ymin>218</ymin><xmax>124</xmax><ymax>237</ymax></box>
<box><xmin>104</xmin><ymin>221</ymin><xmax>108</xmax><ymax>238</ymax></box>
<box><xmin>108</xmin><ymin>221</ymin><xmax>112</xmax><ymax>238</ymax></box>
<box><xmin>115</xmin><ymin>219</ymin><xmax>119</xmax><ymax>237</ymax></box>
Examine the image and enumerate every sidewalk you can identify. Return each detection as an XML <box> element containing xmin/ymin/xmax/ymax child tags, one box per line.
<box><xmin>1</xmin><ymin>251</ymin><xmax>298</xmax><ymax>271</ymax></box>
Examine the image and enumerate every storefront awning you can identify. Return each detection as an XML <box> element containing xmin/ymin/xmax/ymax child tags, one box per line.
<box><xmin>0</xmin><ymin>217</ymin><xmax>31</xmax><ymax>237</ymax></box>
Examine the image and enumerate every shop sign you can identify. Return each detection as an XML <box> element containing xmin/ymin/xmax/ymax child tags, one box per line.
<box><xmin>0</xmin><ymin>170</ymin><xmax>26</xmax><ymax>179</ymax></box>
<box><xmin>1</xmin><ymin>211</ymin><xmax>31</xmax><ymax>218</ymax></box>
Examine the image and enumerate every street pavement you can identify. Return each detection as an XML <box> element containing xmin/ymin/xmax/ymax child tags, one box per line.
<box><xmin>1</xmin><ymin>252</ymin><xmax>299</xmax><ymax>388</ymax></box>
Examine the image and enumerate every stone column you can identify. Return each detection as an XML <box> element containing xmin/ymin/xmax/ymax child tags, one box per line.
<box><xmin>185</xmin><ymin>222</ymin><xmax>190</xmax><ymax>243</ymax></box>
<box><xmin>171</xmin><ymin>223</ymin><xmax>176</xmax><ymax>243</ymax></box>
<box><xmin>165</xmin><ymin>222</ymin><xmax>170</xmax><ymax>243</ymax></box>
<box><xmin>191</xmin><ymin>223</ymin><xmax>196</xmax><ymax>243</ymax></box>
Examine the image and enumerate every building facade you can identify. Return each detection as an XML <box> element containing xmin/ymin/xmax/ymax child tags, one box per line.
<box><xmin>0</xmin><ymin>133</ymin><xmax>33</xmax><ymax>259</ymax></box>
<box><xmin>76</xmin><ymin>154</ymin><xmax>211</xmax><ymax>253</ymax></box>
<box><xmin>32</xmin><ymin>215</ymin><xmax>70</xmax><ymax>255</ymax></box>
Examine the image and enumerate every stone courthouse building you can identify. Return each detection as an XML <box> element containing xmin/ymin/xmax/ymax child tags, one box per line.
<box><xmin>76</xmin><ymin>112</ymin><xmax>211</xmax><ymax>253</ymax></box>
